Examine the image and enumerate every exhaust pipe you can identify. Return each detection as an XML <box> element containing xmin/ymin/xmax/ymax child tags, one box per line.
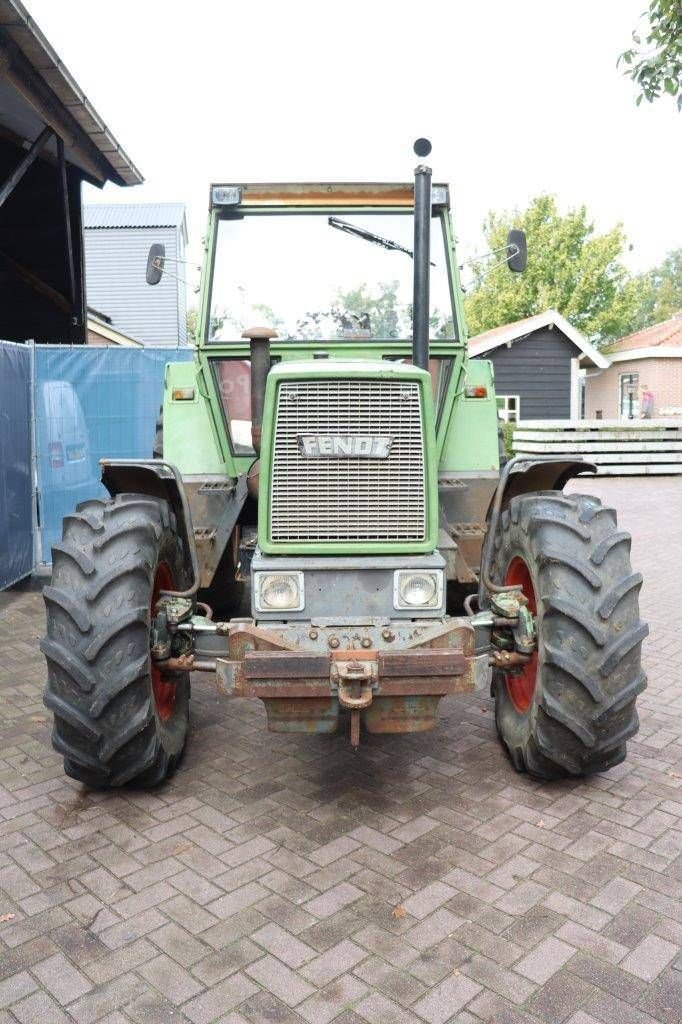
<box><xmin>242</xmin><ymin>326</ymin><xmax>277</xmax><ymax>454</ymax></box>
<box><xmin>412</xmin><ymin>139</ymin><xmax>432</xmax><ymax>371</ymax></box>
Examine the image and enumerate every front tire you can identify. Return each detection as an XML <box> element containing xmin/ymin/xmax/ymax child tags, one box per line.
<box><xmin>489</xmin><ymin>491</ymin><xmax>647</xmax><ymax>780</ymax></box>
<box><xmin>41</xmin><ymin>494</ymin><xmax>190</xmax><ymax>788</ymax></box>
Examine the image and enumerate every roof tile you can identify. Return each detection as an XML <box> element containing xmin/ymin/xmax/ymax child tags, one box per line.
<box><xmin>604</xmin><ymin>313</ymin><xmax>682</xmax><ymax>353</ymax></box>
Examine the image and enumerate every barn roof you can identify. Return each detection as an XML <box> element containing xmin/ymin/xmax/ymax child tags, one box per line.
<box><xmin>468</xmin><ymin>310</ymin><xmax>609</xmax><ymax>369</ymax></box>
<box><xmin>0</xmin><ymin>0</ymin><xmax>142</xmax><ymax>186</ymax></box>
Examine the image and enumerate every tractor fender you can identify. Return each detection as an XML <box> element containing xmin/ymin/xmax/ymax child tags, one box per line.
<box><xmin>100</xmin><ymin>459</ymin><xmax>200</xmax><ymax>598</ymax></box>
<box><xmin>478</xmin><ymin>455</ymin><xmax>596</xmax><ymax>602</ymax></box>
<box><xmin>495</xmin><ymin>457</ymin><xmax>597</xmax><ymax>510</ymax></box>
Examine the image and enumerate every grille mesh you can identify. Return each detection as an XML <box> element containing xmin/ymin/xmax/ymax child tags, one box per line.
<box><xmin>270</xmin><ymin>378</ymin><xmax>426</xmax><ymax>542</ymax></box>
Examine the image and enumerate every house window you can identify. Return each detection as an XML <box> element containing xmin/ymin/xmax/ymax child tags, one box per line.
<box><xmin>619</xmin><ymin>373</ymin><xmax>639</xmax><ymax>420</ymax></box>
<box><xmin>496</xmin><ymin>395</ymin><xmax>520</xmax><ymax>423</ymax></box>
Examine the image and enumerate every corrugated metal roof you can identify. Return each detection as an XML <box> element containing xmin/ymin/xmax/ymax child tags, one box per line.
<box><xmin>84</xmin><ymin>204</ymin><xmax>186</xmax><ymax>230</ymax></box>
<box><xmin>0</xmin><ymin>0</ymin><xmax>142</xmax><ymax>186</ymax></box>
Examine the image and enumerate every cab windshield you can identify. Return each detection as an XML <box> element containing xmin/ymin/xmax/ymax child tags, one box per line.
<box><xmin>207</xmin><ymin>210</ymin><xmax>454</xmax><ymax>343</ymax></box>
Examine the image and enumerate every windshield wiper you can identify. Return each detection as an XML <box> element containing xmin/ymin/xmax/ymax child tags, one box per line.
<box><xmin>328</xmin><ymin>216</ymin><xmax>434</xmax><ymax>265</ymax></box>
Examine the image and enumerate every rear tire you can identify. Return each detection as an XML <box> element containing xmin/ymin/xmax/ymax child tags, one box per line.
<box><xmin>489</xmin><ymin>490</ymin><xmax>647</xmax><ymax>780</ymax></box>
<box><xmin>41</xmin><ymin>494</ymin><xmax>190</xmax><ymax>788</ymax></box>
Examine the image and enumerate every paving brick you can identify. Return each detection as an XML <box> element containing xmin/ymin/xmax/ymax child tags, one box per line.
<box><xmin>304</xmin><ymin>881</ymin><xmax>363</xmax><ymax>919</ymax></box>
<box><xmin>405</xmin><ymin>908</ymin><xmax>463</xmax><ymax>951</ymax></box>
<box><xmin>353</xmin><ymin>924</ymin><xmax>418</xmax><ymax>969</ymax></box>
<box><xmin>461</xmin><ymin>953</ymin><xmax>536</xmax><ymax>1003</ymax></box>
<box><xmin>246</xmin><ymin>953</ymin><xmax>316</xmax><ymax>1006</ymax></box>
<box><xmin>555</xmin><ymin>918</ymin><xmax>630</xmax><ymax>964</ymax></box>
<box><xmin>149</xmin><ymin>920</ymin><xmax>210</xmax><ymax>965</ymax></box>
<box><xmin>300</xmin><ymin>938</ymin><xmax>367</xmax><ymax>986</ymax></box>
<box><xmin>206</xmin><ymin>881</ymin><xmax>269</xmax><ymax>919</ymax></box>
<box><xmin>10</xmin><ymin>990</ymin><xmax>72</xmax><ymax>1023</ymax></box>
<box><xmin>568</xmin><ymin>952</ymin><xmax>647</xmax><ymax>1003</ymax></box>
<box><xmin>125</xmin><ymin>988</ymin><xmax>183</xmax><ymax>1024</ymax></box>
<box><xmin>298</xmin><ymin>974</ymin><xmax>369</xmax><ymax>1024</ymax></box>
<box><xmin>181</xmin><ymin>972</ymin><xmax>259</xmax><ymax>1024</ymax></box>
<box><xmin>525</xmin><ymin>968</ymin><xmax>597</xmax><ymax>1024</ymax></box>
<box><xmin>620</xmin><ymin>935</ymin><xmax>679</xmax><ymax>981</ymax></box>
<box><xmin>349</xmin><ymin>826</ymin><xmax>403</xmax><ymax>855</ymax></box>
<box><xmin>138</xmin><ymin>951</ymin><xmax>204</xmax><ymax>1004</ymax></box>
<box><xmin>0</xmin><ymin>971</ymin><xmax>38</xmax><ymax>1007</ymax></box>
<box><xmin>310</xmin><ymin>835</ymin><xmax>360</xmax><ymax>866</ymax></box>
<box><xmin>251</xmin><ymin>921</ymin><xmax>316</xmax><ymax>967</ymax></box>
<box><xmin>82</xmin><ymin>937</ymin><xmax>156</xmax><ymax>985</ymax></box>
<box><xmin>31</xmin><ymin>951</ymin><xmax>92</xmax><ymax>1004</ymax></box>
<box><xmin>411</xmin><ymin>972</ymin><xmax>482</xmax><ymax>1023</ymax></box>
<box><xmin>515</xmin><ymin>936</ymin><xmax>576</xmax><ymax>984</ymax></box>
<box><xmin>192</xmin><ymin>938</ymin><xmax>262</xmax><ymax>985</ymax></box>
<box><xmin>353</xmin><ymin>955</ymin><xmax>427</xmax><ymax>1006</ymax></box>
<box><xmin>66</xmin><ymin>974</ymin><xmax>147</xmax><ymax>1024</ymax></box>
<box><xmin>355</xmin><ymin>991</ymin><xmax>421</xmax><ymax>1023</ymax></box>
<box><xmin>400</xmin><ymin>882</ymin><xmax>456</xmax><ymax>920</ymax></box>
<box><xmin>590</xmin><ymin>876</ymin><xmax>642</xmax><ymax>913</ymax></box>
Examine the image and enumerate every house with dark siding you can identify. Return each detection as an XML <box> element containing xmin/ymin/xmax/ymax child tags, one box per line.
<box><xmin>469</xmin><ymin>310</ymin><xmax>608</xmax><ymax>421</ymax></box>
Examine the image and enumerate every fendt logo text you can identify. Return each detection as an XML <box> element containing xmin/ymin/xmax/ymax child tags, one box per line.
<box><xmin>297</xmin><ymin>435</ymin><xmax>394</xmax><ymax>458</ymax></box>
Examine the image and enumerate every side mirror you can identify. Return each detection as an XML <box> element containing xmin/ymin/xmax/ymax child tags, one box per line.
<box><xmin>506</xmin><ymin>229</ymin><xmax>527</xmax><ymax>273</ymax></box>
<box><xmin>146</xmin><ymin>243</ymin><xmax>166</xmax><ymax>285</ymax></box>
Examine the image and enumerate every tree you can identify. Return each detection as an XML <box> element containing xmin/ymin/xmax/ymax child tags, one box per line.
<box><xmin>296</xmin><ymin>281</ymin><xmax>407</xmax><ymax>340</ymax></box>
<box><xmin>629</xmin><ymin>248</ymin><xmax>682</xmax><ymax>331</ymax></box>
<box><xmin>619</xmin><ymin>1</ymin><xmax>682</xmax><ymax>110</ymax></box>
<box><xmin>186</xmin><ymin>307</ymin><xmax>227</xmax><ymax>341</ymax></box>
<box><xmin>463</xmin><ymin>195</ymin><xmax>638</xmax><ymax>343</ymax></box>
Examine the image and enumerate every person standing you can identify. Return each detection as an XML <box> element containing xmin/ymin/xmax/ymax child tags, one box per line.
<box><xmin>640</xmin><ymin>385</ymin><xmax>654</xmax><ymax>419</ymax></box>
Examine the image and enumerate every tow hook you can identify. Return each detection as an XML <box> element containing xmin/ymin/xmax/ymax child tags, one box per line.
<box><xmin>330</xmin><ymin>655</ymin><xmax>378</xmax><ymax>748</ymax></box>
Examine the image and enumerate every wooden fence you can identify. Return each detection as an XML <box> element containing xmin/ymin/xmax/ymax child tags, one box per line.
<box><xmin>512</xmin><ymin>419</ymin><xmax>682</xmax><ymax>475</ymax></box>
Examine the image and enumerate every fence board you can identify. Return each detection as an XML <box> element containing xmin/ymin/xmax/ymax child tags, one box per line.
<box><xmin>513</xmin><ymin>418</ymin><xmax>682</xmax><ymax>476</ymax></box>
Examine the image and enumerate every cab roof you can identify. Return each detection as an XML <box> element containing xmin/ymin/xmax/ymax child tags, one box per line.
<box><xmin>209</xmin><ymin>182</ymin><xmax>449</xmax><ymax>210</ymax></box>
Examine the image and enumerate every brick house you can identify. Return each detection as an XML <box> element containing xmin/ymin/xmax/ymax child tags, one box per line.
<box><xmin>584</xmin><ymin>313</ymin><xmax>682</xmax><ymax>419</ymax></box>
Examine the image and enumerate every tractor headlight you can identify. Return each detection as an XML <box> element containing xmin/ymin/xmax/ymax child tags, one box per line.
<box><xmin>254</xmin><ymin>572</ymin><xmax>304</xmax><ymax>612</ymax></box>
<box><xmin>393</xmin><ymin>570</ymin><xmax>443</xmax><ymax>610</ymax></box>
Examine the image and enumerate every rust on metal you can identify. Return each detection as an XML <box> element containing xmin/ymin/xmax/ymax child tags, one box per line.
<box><xmin>490</xmin><ymin>650</ymin><xmax>532</xmax><ymax>668</ymax></box>
<box><xmin>242</xmin><ymin>651</ymin><xmax>329</xmax><ymax>680</ymax></box>
<box><xmin>225</xmin><ymin>182</ymin><xmax>419</xmax><ymax>207</ymax></box>
<box><xmin>377</xmin><ymin>648</ymin><xmax>465</xmax><ymax>677</ymax></box>
<box><xmin>363</xmin><ymin>695</ymin><xmax>441</xmax><ymax>734</ymax></box>
<box><xmin>161</xmin><ymin>655</ymin><xmax>217</xmax><ymax>673</ymax></box>
<box><xmin>200</xmin><ymin>615</ymin><xmax>490</xmax><ymax>742</ymax></box>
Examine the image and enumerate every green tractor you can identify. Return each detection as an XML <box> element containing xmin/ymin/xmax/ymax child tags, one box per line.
<box><xmin>42</xmin><ymin>142</ymin><xmax>647</xmax><ymax>788</ymax></box>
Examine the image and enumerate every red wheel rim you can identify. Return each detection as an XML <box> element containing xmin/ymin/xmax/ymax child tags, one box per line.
<box><xmin>151</xmin><ymin>561</ymin><xmax>177</xmax><ymax>721</ymax></box>
<box><xmin>504</xmin><ymin>556</ymin><xmax>538</xmax><ymax>713</ymax></box>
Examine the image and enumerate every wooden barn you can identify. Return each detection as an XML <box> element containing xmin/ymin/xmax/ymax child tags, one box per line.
<box><xmin>469</xmin><ymin>310</ymin><xmax>608</xmax><ymax>422</ymax></box>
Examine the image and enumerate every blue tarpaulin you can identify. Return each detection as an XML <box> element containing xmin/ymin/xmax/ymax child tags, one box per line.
<box><xmin>0</xmin><ymin>341</ymin><xmax>33</xmax><ymax>588</ymax></box>
<box><xmin>34</xmin><ymin>346</ymin><xmax>193</xmax><ymax>560</ymax></box>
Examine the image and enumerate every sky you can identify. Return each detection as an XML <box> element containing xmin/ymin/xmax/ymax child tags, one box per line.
<box><xmin>27</xmin><ymin>0</ymin><xmax>681</xmax><ymax>301</ymax></box>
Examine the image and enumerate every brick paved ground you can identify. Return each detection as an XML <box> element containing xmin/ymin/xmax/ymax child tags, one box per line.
<box><xmin>0</xmin><ymin>477</ymin><xmax>680</xmax><ymax>1024</ymax></box>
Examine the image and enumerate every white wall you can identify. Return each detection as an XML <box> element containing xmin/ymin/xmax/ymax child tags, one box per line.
<box><xmin>84</xmin><ymin>225</ymin><xmax>187</xmax><ymax>346</ymax></box>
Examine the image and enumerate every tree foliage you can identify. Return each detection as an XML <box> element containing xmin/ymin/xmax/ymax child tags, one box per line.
<box><xmin>186</xmin><ymin>306</ymin><xmax>227</xmax><ymax>342</ymax></box>
<box><xmin>619</xmin><ymin>0</ymin><xmax>682</xmax><ymax>109</ymax></box>
<box><xmin>629</xmin><ymin>248</ymin><xmax>682</xmax><ymax>331</ymax></box>
<box><xmin>464</xmin><ymin>195</ymin><xmax>637</xmax><ymax>343</ymax></box>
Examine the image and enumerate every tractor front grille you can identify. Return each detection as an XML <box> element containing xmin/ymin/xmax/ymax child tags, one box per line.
<box><xmin>269</xmin><ymin>378</ymin><xmax>426</xmax><ymax>543</ymax></box>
